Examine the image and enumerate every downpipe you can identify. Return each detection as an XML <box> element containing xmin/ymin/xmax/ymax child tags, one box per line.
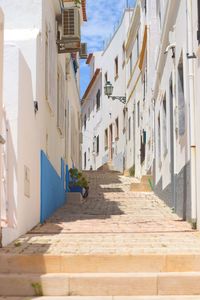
<box><xmin>187</xmin><ymin>0</ymin><xmax>197</xmax><ymax>228</ymax></box>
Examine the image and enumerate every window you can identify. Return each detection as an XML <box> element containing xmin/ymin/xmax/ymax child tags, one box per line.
<box><xmin>88</xmin><ymin>106</ymin><xmax>90</xmax><ymax>121</ymax></box>
<box><xmin>122</xmin><ymin>42</ymin><xmax>126</xmax><ymax>67</ymax></box>
<box><xmin>158</xmin><ymin>113</ymin><xmax>161</xmax><ymax>166</ymax></box>
<box><xmin>115</xmin><ymin>56</ymin><xmax>119</xmax><ymax>80</ymax></box>
<box><xmin>84</xmin><ymin>152</ymin><xmax>87</xmax><ymax>169</ymax></box>
<box><xmin>57</xmin><ymin>66</ymin><xmax>65</xmax><ymax>135</ymax></box>
<box><xmin>137</xmin><ymin>102</ymin><xmax>140</xmax><ymax>127</ymax></box>
<box><xmin>156</xmin><ymin>0</ymin><xmax>162</xmax><ymax>29</ymax></box>
<box><xmin>96</xmin><ymin>135</ymin><xmax>99</xmax><ymax>155</ymax></box>
<box><xmin>198</xmin><ymin>0</ymin><xmax>200</xmax><ymax>43</ymax></box>
<box><xmin>123</xmin><ymin>108</ymin><xmax>127</xmax><ymax>132</ymax></box>
<box><xmin>45</xmin><ymin>25</ymin><xmax>56</xmax><ymax>110</ymax></box>
<box><xmin>105</xmin><ymin>72</ymin><xmax>108</xmax><ymax>83</ymax></box>
<box><xmin>115</xmin><ymin>118</ymin><xmax>119</xmax><ymax>140</ymax></box>
<box><xmin>104</xmin><ymin>129</ymin><xmax>108</xmax><ymax>150</ymax></box>
<box><xmin>162</xmin><ymin>93</ymin><xmax>167</xmax><ymax>155</ymax></box>
<box><xmin>136</xmin><ymin>32</ymin><xmax>140</xmax><ymax>58</ymax></box>
<box><xmin>96</xmin><ymin>89</ymin><xmax>101</xmax><ymax>111</ymax></box>
<box><xmin>128</xmin><ymin>117</ymin><xmax>131</xmax><ymax>140</ymax></box>
<box><xmin>177</xmin><ymin>53</ymin><xmax>185</xmax><ymax>136</ymax></box>
<box><xmin>143</xmin><ymin>64</ymin><xmax>147</xmax><ymax>101</ymax></box>
<box><xmin>129</xmin><ymin>53</ymin><xmax>133</xmax><ymax>76</ymax></box>
<box><xmin>84</xmin><ymin>114</ymin><xmax>87</xmax><ymax>130</ymax></box>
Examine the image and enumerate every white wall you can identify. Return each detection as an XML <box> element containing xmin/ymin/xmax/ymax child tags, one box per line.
<box><xmin>0</xmin><ymin>8</ymin><xmax>4</xmax><ymax>245</ymax></box>
<box><xmin>1</xmin><ymin>0</ymin><xmax>81</xmax><ymax>245</ymax></box>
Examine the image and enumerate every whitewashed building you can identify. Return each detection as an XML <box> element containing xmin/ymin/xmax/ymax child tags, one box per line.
<box><xmin>192</xmin><ymin>0</ymin><xmax>200</xmax><ymax>228</ymax></box>
<box><xmin>0</xmin><ymin>8</ymin><xmax>4</xmax><ymax>246</ymax></box>
<box><xmin>0</xmin><ymin>0</ymin><xmax>86</xmax><ymax>246</ymax></box>
<box><xmin>81</xmin><ymin>9</ymin><xmax>133</xmax><ymax>172</ymax></box>
<box><xmin>152</xmin><ymin>0</ymin><xmax>194</xmax><ymax>224</ymax></box>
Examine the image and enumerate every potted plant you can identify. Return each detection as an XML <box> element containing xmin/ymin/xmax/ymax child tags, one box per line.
<box><xmin>69</xmin><ymin>168</ymin><xmax>89</xmax><ymax>198</ymax></box>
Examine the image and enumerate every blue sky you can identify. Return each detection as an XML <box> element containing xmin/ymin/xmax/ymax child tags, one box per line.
<box><xmin>80</xmin><ymin>0</ymin><xmax>135</xmax><ymax>97</ymax></box>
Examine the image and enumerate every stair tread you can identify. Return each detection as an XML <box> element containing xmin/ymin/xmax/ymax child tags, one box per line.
<box><xmin>1</xmin><ymin>296</ymin><xmax>200</xmax><ymax>299</ymax></box>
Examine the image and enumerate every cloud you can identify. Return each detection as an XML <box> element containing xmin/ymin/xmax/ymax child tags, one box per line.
<box><xmin>82</xmin><ymin>0</ymin><xmax>129</xmax><ymax>52</ymax></box>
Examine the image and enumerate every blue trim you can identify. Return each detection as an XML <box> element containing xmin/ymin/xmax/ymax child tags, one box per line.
<box><xmin>70</xmin><ymin>186</ymin><xmax>83</xmax><ymax>193</ymax></box>
<box><xmin>66</xmin><ymin>164</ymin><xmax>70</xmax><ymax>192</ymax></box>
<box><xmin>40</xmin><ymin>151</ymin><xmax>66</xmax><ymax>223</ymax></box>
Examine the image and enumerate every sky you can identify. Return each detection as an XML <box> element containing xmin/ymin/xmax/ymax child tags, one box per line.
<box><xmin>80</xmin><ymin>0</ymin><xmax>135</xmax><ymax>97</ymax></box>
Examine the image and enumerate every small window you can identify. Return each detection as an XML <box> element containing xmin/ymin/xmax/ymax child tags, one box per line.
<box><xmin>115</xmin><ymin>56</ymin><xmax>119</xmax><ymax>80</ymax></box>
<box><xmin>128</xmin><ymin>117</ymin><xmax>131</xmax><ymax>140</ymax></box>
<box><xmin>123</xmin><ymin>109</ymin><xmax>126</xmax><ymax>132</ymax></box>
<box><xmin>96</xmin><ymin>89</ymin><xmax>101</xmax><ymax>111</ymax></box>
<box><xmin>84</xmin><ymin>114</ymin><xmax>87</xmax><ymax>130</ymax></box>
<box><xmin>96</xmin><ymin>135</ymin><xmax>99</xmax><ymax>155</ymax></box>
<box><xmin>122</xmin><ymin>42</ymin><xmax>126</xmax><ymax>67</ymax></box>
<box><xmin>84</xmin><ymin>152</ymin><xmax>87</xmax><ymax>169</ymax></box>
<box><xmin>115</xmin><ymin>117</ymin><xmax>119</xmax><ymax>140</ymax></box>
<box><xmin>158</xmin><ymin>113</ymin><xmax>161</xmax><ymax>165</ymax></box>
<box><xmin>104</xmin><ymin>129</ymin><xmax>108</xmax><ymax>150</ymax></box>
<box><xmin>88</xmin><ymin>106</ymin><xmax>90</xmax><ymax>121</ymax></box>
<box><xmin>129</xmin><ymin>53</ymin><xmax>133</xmax><ymax>76</ymax></box>
<box><xmin>177</xmin><ymin>53</ymin><xmax>185</xmax><ymax>136</ymax></box>
<box><xmin>136</xmin><ymin>32</ymin><xmax>140</xmax><ymax>58</ymax></box>
<box><xmin>105</xmin><ymin>72</ymin><xmax>108</xmax><ymax>83</ymax></box>
<box><xmin>162</xmin><ymin>93</ymin><xmax>167</xmax><ymax>155</ymax></box>
<box><xmin>198</xmin><ymin>0</ymin><xmax>200</xmax><ymax>43</ymax></box>
<box><xmin>137</xmin><ymin>102</ymin><xmax>140</xmax><ymax>127</ymax></box>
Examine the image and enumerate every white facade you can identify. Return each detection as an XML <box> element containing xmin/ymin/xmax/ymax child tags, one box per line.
<box><xmin>82</xmin><ymin>9</ymin><xmax>133</xmax><ymax>172</ymax></box>
<box><xmin>0</xmin><ymin>0</ymin><xmax>85</xmax><ymax>246</ymax></box>
<box><xmin>0</xmin><ymin>8</ymin><xmax>3</xmax><ymax>246</ymax></box>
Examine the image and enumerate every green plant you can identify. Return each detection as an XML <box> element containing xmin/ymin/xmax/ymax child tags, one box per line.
<box><xmin>31</xmin><ymin>282</ymin><xmax>43</xmax><ymax>296</ymax></box>
<box><xmin>14</xmin><ymin>241</ymin><xmax>21</xmax><ymax>247</ymax></box>
<box><xmin>74</xmin><ymin>0</ymin><xmax>81</xmax><ymax>7</ymax></box>
<box><xmin>69</xmin><ymin>168</ymin><xmax>89</xmax><ymax>189</ymax></box>
<box><xmin>129</xmin><ymin>165</ymin><xmax>135</xmax><ymax>177</ymax></box>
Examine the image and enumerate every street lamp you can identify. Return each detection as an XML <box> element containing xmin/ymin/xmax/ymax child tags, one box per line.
<box><xmin>104</xmin><ymin>81</ymin><xmax>126</xmax><ymax>104</ymax></box>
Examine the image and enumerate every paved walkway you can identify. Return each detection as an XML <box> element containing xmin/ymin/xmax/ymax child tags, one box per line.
<box><xmin>1</xmin><ymin>171</ymin><xmax>200</xmax><ymax>255</ymax></box>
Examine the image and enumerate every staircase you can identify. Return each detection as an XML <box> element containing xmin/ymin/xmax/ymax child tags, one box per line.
<box><xmin>1</xmin><ymin>171</ymin><xmax>200</xmax><ymax>299</ymax></box>
<box><xmin>97</xmin><ymin>162</ymin><xmax>116</xmax><ymax>172</ymax></box>
<box><xmin>1</xmin><ymin>253</ymin><xmax>200</xmax><ymax>298</ymax></box>
<box><xmin>130</xmin><ymin>175</ymin><xmax>153</xmax><ymax>192</ymax></box>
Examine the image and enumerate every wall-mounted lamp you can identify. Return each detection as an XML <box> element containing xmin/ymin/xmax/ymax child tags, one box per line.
<box><xmin>104</xmin><ymin>81</ymin><xmax>126</xmax><ymax>104</ymax></box>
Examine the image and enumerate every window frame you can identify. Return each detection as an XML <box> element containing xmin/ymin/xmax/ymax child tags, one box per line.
<box><xmin>114</xmin><ymin>56</ymin><xmax>119</xmax><ymax>80</ymax></box>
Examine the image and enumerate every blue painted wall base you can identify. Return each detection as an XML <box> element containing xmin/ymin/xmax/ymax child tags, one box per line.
<box><xmin>40</xmin><ymin>151</ymin><xmax>66</xmax><ymax>223</ymax></box>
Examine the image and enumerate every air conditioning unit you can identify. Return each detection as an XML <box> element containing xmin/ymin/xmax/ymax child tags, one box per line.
<box><xmin>57</xmin><ymin>7</ymin><xmax>81</xmax><ymax>53</ymax></box>
<box><xmin>80</xmin><ymin>43</ymin><xmax>88</xmax><ymax>59</ymax></box>
<box><xmin>62</xmin><ymin>7</ymin><xmax>80</xmax><ymax>41</ymax></box>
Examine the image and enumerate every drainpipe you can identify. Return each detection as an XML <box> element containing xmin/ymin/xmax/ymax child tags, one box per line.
<box><xmin>186</xmin><ymin>0</ymin><xmax>197</xmax><ymax>228</ymax></box>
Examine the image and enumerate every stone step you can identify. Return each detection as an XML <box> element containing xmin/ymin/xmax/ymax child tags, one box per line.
<box><xmin>1</xmin><ymin>254</ymin><xmax>200</xmax><ymax>274</ymax></box>
<box><xmin>2</xmin><ymin>297</ymin><xmax>200</xmax><ymax>300</ymax></box>
<box><xmin>130</xmin><ymin>182</ymin><xmax>153</xmax><ymax>192</ymax></box>
<box><xmin>1</xmin><ymin>272</ymin><xmax>200</xmax><ymax>297</ymax></box>
<box><xmin>141</xmin><ymin>175</ymin><xmax>153</xmax><ymax>184</ymax></box>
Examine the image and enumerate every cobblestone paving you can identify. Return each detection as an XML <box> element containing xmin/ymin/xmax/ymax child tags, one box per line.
<box><xmin>1</xmin><ymin>171</ymin><xmax>200</xmax><ymax>255</ymax></box>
